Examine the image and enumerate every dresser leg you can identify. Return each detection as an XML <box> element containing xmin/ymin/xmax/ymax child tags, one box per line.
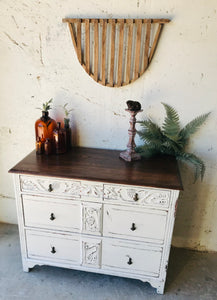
<box><xmin>22</xmin><ymin>261</ymin><xmax>30</xmax><ymax>272</ymax></box>
<box><xmin>156</xmin><ymin>283</ymin><xmax>165</xmax><ymax>295</ymax></box>
<box><xmin>148</xmin><ymin>280</ymin><xmax>165</xmax><ymax>294</ymax></box>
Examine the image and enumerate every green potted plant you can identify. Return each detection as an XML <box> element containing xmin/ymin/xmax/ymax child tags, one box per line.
<box><xmin>61</xmin><ymin>103</ymin><xmax>73</xmax><ymax>129</ymax></box>
<box><xmin>136</xmin><ymin>103</ymin><xmax>210</xmax><ymax>182</ymax></box>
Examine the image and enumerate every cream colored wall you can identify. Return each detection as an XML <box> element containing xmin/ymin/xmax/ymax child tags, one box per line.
<box><xmin>0</xmin><ymin>0</ymin><xmax>217</xmax><ymax>252</ymax></box>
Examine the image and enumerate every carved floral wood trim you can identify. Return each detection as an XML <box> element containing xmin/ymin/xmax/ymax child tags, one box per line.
<box><xmin>80</xmin><ymin>183</ymin><xmax>103</xmax><ymax>198</ymax></box>
<box><xmin>62</xmin><ymin>18</ymin><xmax>170</xmax><ymax>87</ymax></box>
<box><xmin>82</xmin><ymin>241</ymin><xmax>101</xmax><ymax>267</ymax></box>
<box><xmin>20</xmin><ymin>176</ymin><xmax>80</xmax><ymax>196</ymax></box>
<box><xmin>104</xmin><ymin>185</ymin><xmax>170</xmax><ymax>207</ymax></box>
<box><xmin>82</xmin><ymin>205</ymin><xmax>102</xmax><ymax>234</ymax></box>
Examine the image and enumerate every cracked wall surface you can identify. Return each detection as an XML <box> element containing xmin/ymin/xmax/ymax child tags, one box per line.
<box><xmin>0</xmin><ymin>0</ymin><xmax>217</xmax><ymax>251</ymax></box>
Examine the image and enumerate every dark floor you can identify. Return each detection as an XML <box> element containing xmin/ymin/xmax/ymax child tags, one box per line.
<box><xmin>0</xmin><ymin>223</ymin><xmax>216</xmax><ymax>300</ymax></box>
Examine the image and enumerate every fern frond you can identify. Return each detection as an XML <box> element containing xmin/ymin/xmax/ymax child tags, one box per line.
<box><xmin>179</xmin><ymin>112</ymin><xmax>210</xmax><ymax>144</ymax></box>
<box><xmin>161</xmin><ymin>139</ymin><xmax>183</xmax><ymax>153</ymax></box>
<box><xmin>136</xmin><ymin>144</ymin><xmax>160</xmax><ymax>158</ymax></box>
<box><xmin>136</xmin><ymin>103</ymin><xmax>209</xmax><ymax>182</ymax></box>
<box><xmin>137</xmin><ymin>119</ymin><xmax>163</xmax><ymax>143</ymax></box>
<box><xmin>162</xmin><ymin>103</ymin><xmax>180</xmax><ymax>140</ymax></box>
<box><xmin>176</xmin><ymin>152</ymin><xmax>205</xmax><ymax>182</ymax></box>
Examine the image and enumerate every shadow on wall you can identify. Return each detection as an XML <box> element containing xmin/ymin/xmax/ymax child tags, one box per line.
<box><xmin>173</xmin><ymin>162</ymin><xmax>212</xmax><ymax>251</ymax></box>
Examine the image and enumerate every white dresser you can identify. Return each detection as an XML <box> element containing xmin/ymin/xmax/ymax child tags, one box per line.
<box><xmin>9</xmin><ymin>147</ymin><xmax>182</xmax><ymax>294</ymax></box>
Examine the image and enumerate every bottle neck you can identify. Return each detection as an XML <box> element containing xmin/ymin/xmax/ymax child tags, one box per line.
<box><xmin>41</xmin><ymin>111</ymin><xmax>50</xmax><ymax>122</ymax></box>
<box><xmin>64</xmin><ymin>118</ymin><xmax>70</xmax><ymax>128</ymax></box>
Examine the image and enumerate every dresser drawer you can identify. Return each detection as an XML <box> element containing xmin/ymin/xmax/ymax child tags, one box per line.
<box><xmin>104</xmin><ymin>184</ymin><xmax>170</xmax><ymax>209</ymax></box>
<box><xmin>102</xmin><ymin>239</ymin><xmax>162</xmax><ymax>277</ymax></box>
<box><xmin>103</xmin><ymin>204</ymin><xmax>167</xmax><ymax>244</ymax></box>
<box><xmin>22</xmin><ymin>195</ymin><xmax>81</xmax><ymax>232</ymax></box>
<box><xmin>20</xmin><ymin>175</ymin><xmax>80</xmax><ymax>198</ymax></box>
<box><xmin>26</xmin><ymin>230</ymin><xmax>80</xmax><ymax>264</ymax></box>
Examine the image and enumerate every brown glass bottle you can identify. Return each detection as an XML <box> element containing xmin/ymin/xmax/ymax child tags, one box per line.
<box><xmin>35</xmin><ymin>137</ymin><xmax>43</xmax><ymax>155</ymax></box>
<box><xmin>53</xmin><ymin>122</ymin><xmax>67</xmax><ymax>154</ymax></box>
<box><xmin>64</xmin><ymin>118</ymin><xmax>71</xmax><ymax>150</ymax></box>
<box><xmin>35</xmin><ymin>111</ymin><xmax>57</xmax><ymax>143</ymax></box>
<box><xmin>44</xmin><ymin>138</ymin><xmax>52</xmax><ymax>155</ymax></box>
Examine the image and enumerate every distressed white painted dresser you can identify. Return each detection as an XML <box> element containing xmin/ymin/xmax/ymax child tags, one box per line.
<box><xmin>9</xmin><ymin>147</ymin><xmax>182</xmax><ymax>294</ymax></box>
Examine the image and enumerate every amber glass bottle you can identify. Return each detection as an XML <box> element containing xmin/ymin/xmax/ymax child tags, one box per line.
<box><xmin>44</xmin><ymin>138</ymin><xmax>52</xmax><ymax>155</ymax></box>
<box><xmin>35</xmin><ymin>137</ymin><xmax>43</xmax><ymax>155</ymax></box>
<box><xmin>53</xmin><ymin>122</ymin><xmax>67</xmax><ymax>154</ymax></box>
<box><xmin>64</xmin><ymin>118</ymin><xmax>71</xmax><ymax>150</ymax></box>
<box><xmin>35</xmin><ymin>111</ymin><xmax>57</xmax><ymax>143</ymax></box>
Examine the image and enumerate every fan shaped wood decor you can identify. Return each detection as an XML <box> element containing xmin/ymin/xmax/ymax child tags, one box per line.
<box><xmin>62</xmin><ymin>18</ymin><xmax>170</xmax><ymax>87</ymax></box>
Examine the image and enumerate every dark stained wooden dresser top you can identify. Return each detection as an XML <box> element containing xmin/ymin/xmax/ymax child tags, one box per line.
<box><xmin>9</xmin><ymin>147</ymin><xmax>183</xmax><ymax>190</ymax></box>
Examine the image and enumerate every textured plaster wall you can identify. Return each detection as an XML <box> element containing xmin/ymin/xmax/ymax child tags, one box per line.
<box><xmin>0</xmin><ymin>0</ymin><xmax>217</xmax><ymax>252</ymax></box>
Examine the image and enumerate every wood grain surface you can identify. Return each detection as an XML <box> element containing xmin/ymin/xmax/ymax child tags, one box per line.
<box><xmin>9</xmin><ymin>147</ymin><xmax>183</xmax><ymax>190</ymax></box>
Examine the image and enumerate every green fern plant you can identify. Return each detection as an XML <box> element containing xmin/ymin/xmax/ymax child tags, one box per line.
<box><xmin>36</xmin><ymin>98</ymin><xmax>53</xmax><ymax>112</ymax></box>
<box><xmin>136</xmin><ymin>103</ymin><xmax>210</xmax><ymax>182</ymax></box>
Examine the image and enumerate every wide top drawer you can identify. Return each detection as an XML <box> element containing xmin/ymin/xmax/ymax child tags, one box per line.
<box><xmin>20</xmin><ymin>175</ymin><xmax>80</xmax><ymax>198</ymax></box>
<box><xmin>104</xmin><ymin>184</ymin><xmax>170</xmax><ymax>209</ymax></box>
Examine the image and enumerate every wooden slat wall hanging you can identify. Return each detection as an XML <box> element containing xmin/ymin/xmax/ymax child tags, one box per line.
<box><xmin>62</xmin><ymin>18</ymin><xmax>170</xmax><ymax>87</ymax></box>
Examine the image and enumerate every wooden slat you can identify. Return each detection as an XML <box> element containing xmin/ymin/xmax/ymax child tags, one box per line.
<box><xmin>76</xmin><ymin>19</ymin><xmax>82</xmax><ymax>64</ymax></box>
<box><xmin>62</xmin><ymin>18</ymin><xmax>171</xmax><ymax>24</ymax></box>
<box><xmin>142</xmin><ymin>19</ymin><xmax>151</xmax><ymax>73</ymax></box>
<box><xmin>134</xmin><ymin>19</ymin><xmax>142</xmax><ymax>79</ymax></box>
<box><xmin>101</xmin><ymin>19</ymin><xmax>107</xmax><ymax>85</ymax></box>
<box><xmin>85</xmin><ymin>19</ymin><xmax>90</xmax><ymax>74</ymax></box>
<box><xmin>94</xmin><ymin>19</ymin><xmax>99</xmax><ymax>82</ymax></box>
<box><xmin>67</xmin><ymin>22</ymin><xmax>77</xmax><ymax>51</ymax></box>
<box><xmin>109</xmin><ymin>19</ymin><xmax>116</xmax><ymax>87</ymax></box>
<box><xmin>143</xmin><ymin>18</ymin><xmax>170</xmax><ymax>24</ymax></box>
<box><xmin>117</xmin><ymin>19</ymin><xmax>124</xmax><ymax>86</ymax></box>
<box><xmin>125</xmin><ymin>19</ymin><xmax>133</xmax><ymax>84</ymax></box>
<box><xmin>149</xmin><ymin>23</ymin><xmax>163</xmax><ymax>64</ymax></box>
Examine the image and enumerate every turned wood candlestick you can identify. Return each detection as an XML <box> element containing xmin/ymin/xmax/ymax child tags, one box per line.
<box><xmin>120</xmin><ymin>109</ymin><xmax>143</xmax><ymax>162</ymax></box>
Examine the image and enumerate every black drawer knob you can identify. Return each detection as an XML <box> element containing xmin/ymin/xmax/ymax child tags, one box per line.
<box><xmin>51</xmin><ymin>246</ymin><xmax>56</xmax><ymax>254</ymax></box>
<box><xmin>131</xmin><ymin>223</ymin><xmax>136</xmax><ymax>231</ymax></box>
<box><xmin>50</xmin><ymin>213</ymin><xmax>55</xmax><ymax>221</ymax></box>
<box><xmin>133</xmin><ymin>193</ymin><xmax>139</xmax><ymax>201</ymax></box>
<box><xmin>48</xmin><ymin>184</ymin><xmax>53</xmax><ymax>192</ymax></box>
<box><xmin>127</xmin><ymin>257</ymin><xmax>133</xmax><ymax>265</ymax></box>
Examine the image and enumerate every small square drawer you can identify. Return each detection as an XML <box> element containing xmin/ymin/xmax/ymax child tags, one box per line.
<box><xmin>104</xmin><ymin>184</ymin><xmax>170</xmax><ymax>209</ymax></box>
<box><xmin>103</xmin><ymin>204</ymin><xmax>167</xmax><ymax>244</ymax></box>
<box><xmin>22</xmin><ymin>195</ymin><xmax>81</xmax><ymax>232</ymax></box>
<box><xmin>26</xmin><ymin>229</ymin><xmax>80</xmax><ymax>264</ymax></box>
<box><xmin>102</xmin><ymin>239</ymin><xmax>162</xmax><ymax>277</ymax></box>
<box><xmin>20</xmin><ymin>175</ymin><xmax>80</xmax><ymax>198</ymax></box>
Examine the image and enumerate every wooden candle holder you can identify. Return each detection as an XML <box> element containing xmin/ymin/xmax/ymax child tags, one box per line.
<box><xmin>120</xmin><ymin>109</ymin><xmax>143</xmax><ymax>162</ymax></box>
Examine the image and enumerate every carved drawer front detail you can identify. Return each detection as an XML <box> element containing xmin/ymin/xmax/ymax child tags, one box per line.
<box><xmin>22</xmin><ymin>195</ymin><xmax>81</xmax><ymax>232</ymax></box>
<box><xmin>80</xmin><ymin>181</ymin><xmax>103</xmax><ymax>199</ymax></box>
<box><xmin>20</xmin><ymin>175</ymin><xmax>80</xmax><ymax>197</ymax></box>
<box><xmin>82</xmin><ymin>203</ymin><xmax>102</xmax><ymax>235</ymax></box>
<box><xmin>102</xmin><ymin>239</ymin><xmax>162</xmax><ymax>277</ymax></box>
<box><xmin>26</xmin><ymin>229</ymin><xmax>81</xmax><ymax>264</ymax></box>
<box><xmin>103</xmin><ymin>204</ymin><xmax>167</xmax><ymax>244</ymax></box>
<box><xmin>82</xmin><ymin>239</ymin><xmax>101</xmax><ymax>268</ymax></box>
<box><xmin>104</xmin><ymin>184</ymin><xmax>170</xmax><ymax>208</ymax></box>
